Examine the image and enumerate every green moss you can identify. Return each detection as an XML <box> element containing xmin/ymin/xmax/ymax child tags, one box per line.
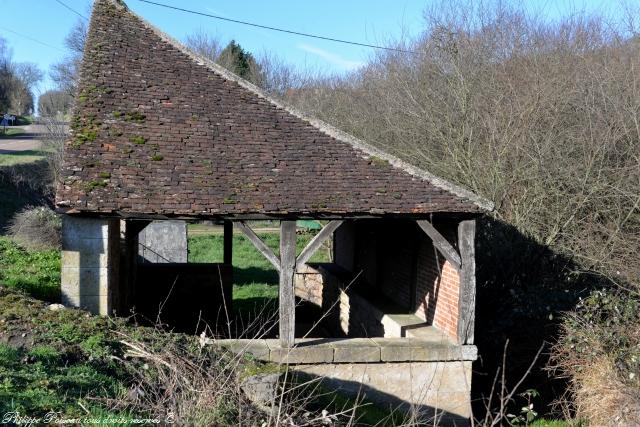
<box><xmin>222</xmin><ymin>197</ymin><xmax>237</xmax><ymax>204</ymax></box>
<box><xmin>78</xmin><ymin>85</ymin><xmax>112</xmax><ymax>103</ymax></box>
<box><xmin>76</xmin><ymin>130</ymin><xmax>98</xmax><ymax>144</ymax></box>
<box><xmin>129</xmin><ymin>135</ymin><xmax>146</xmax><ymax>145</ymax></box>
<box><xmin>240</xmin><ymin>360</ymin><xmax>283</xmax><ymax>381</ymax></box>
<box><xmin>150</xmin><ymin>153</ymin><xmax>163</xmax><ymax>161</ymax></box>
<box><xmin>83</xmin><ymin>180</ymin><xmax>107</xmax><ymax>192</ymax></box>
<box><xmin>370</xmin><ymin>156</ymin><xmax>390</xmax><ymax>167</ymax></box>
<box><xmin>124</xmin><ymin>111</ymin><xmax>146</xmax><ymax>123</ymax></box>
<box><xmin>112</xmin><ymin>111</ymin><xmax>121</xmax><ymax>118</ymax></box>
<box><xmin>98</xmin><ymin>171</ymin><xmax>111</xmax><ymax>179</ymax></box>
<box><xmin>71</xmin><ymin>114</ymin><xmax>101</xmax><ymax>147</ymax></box>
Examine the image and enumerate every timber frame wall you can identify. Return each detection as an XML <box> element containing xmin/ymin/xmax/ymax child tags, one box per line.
<box><xmin>235</xmin><ymin>217</ymin><xmax>477</xmax><ymax>347</ymax></box>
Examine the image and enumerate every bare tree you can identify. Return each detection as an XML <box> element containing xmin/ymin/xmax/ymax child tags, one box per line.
<box><xmin>288</xmin><ymin>1</ymin><xmax>640</xmax><ymax>287</ymax></box>
<box><xmin>185</xmin><ymin>29</ymin><xmax>223</xmax><ymax>62</ymax></box>
<box><xmin>38</xmin><ymin>90</ymin><xmax>73</xmax><ymax>117</ymax></box>
<box><xmin>50</xmin><ymin>19</ymin><xmax>87</xmax><ymax>94</ymax></box>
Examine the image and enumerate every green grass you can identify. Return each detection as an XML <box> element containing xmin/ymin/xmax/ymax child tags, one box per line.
<box><xmin>0</xmin><ymin>149</ymin><xmax>47</xmax><ymax>166</ymax></box>
<box><xmin>0</xmin><ymin>287</ymin><xmax>153</xmax><ymax>422</ymax></box>
<box><xmin>189</xmin><ymin>232</ymin><xmax>330</xmax><ymax>318</ymax></box>
<box><xmin>0</xmin><ymin>229</ymin><xmax>327</xmax><ymax>318</ymax></box>
<box><xmin>528</xmin><ymin>419</ymin><xmax>572</xmax><ymax>427</ymax></box>
<box><xmin>0</xmin><ymin>127</ymin><xmax>25</xmax><ymax>138</ymax></box>
<box><xmin>0</xmin><ymin>237</ymin><xmax>60</xmax><ymax>301</ymax></box>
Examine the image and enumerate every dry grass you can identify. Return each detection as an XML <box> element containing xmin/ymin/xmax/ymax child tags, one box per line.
<box><xmin>8</xmin><ymin>206</ymin><xmax>61</xmax><ymax>250</ymax></box>
<box><xmin>572</xmin><ymin>357</ymin><xmax>640</xmax><ymax>427</ymax></box>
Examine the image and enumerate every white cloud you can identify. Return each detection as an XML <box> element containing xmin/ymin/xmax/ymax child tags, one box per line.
<box><xmin>297</xmin><ymin>43</ymin><xmax>364</xmax><ymax>70</ymax></box>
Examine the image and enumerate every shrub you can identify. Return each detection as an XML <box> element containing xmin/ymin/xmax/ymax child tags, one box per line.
<box><xmin>8</xmin><ymin>206</ymin><xmax>62</xmax><ymax>250</ymax></box>
<box><xmin>552</xmin><ymin>289</ymin><xmax>640</xmax><ymax>424</ymax></box>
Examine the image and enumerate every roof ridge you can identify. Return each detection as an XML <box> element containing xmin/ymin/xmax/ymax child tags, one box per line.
<box><xmin>104</xmin><ymin>0</ymin><xmax>493</xmax><ymax>212</ymax></box>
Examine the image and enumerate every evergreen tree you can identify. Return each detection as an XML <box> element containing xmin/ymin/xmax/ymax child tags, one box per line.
<box><xmin>217</xmin><ymin>40</ymin><xmax>262</xmax><ymax>84</ymax></box>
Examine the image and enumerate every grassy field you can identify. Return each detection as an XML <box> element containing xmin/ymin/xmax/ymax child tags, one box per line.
<box><xmin>0</xmin><ymin>286</ymin><xmax>396</xmax><ymax>425</ymax></box>
<box><xmin>0</xmin><ymin>230</ymin><xmax>330</xmax><ymax>318</ymax></box>
<box><xmin>0</xmin><ymin>127</ymin><xmax>25</xmax><ymax>138</ymax></box>
<box><xmin>0</xmin><ymin>149</ymin><xmax>47</xmax><ymax>166</ymax></box>
<box><xmin>189</xmin><ymin>231</ymin><xmax>330</xmax><ymax>319</ymax></box>
<box><xmin>0</xmin><ymin>237</ymin><xmax>60</xmax><ymax>301</ymax></box>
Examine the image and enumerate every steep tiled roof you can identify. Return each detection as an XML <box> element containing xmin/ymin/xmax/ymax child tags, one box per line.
<box><xmin>55</xmin><ymin>0</ymin><xmax>492</xmax><ymax>218</ymax></box>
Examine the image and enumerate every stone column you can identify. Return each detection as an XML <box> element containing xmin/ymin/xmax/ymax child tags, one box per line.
<box><xmin>61</xmin><ymin>216</ymin><xmax>120</xmax><ymax>315</ymax></box>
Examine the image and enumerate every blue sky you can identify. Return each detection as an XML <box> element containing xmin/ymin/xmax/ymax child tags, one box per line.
<box><xmin>0</xmin><ymin>0</ymin><xmax>629</xmax><ymax>98</ymax></box>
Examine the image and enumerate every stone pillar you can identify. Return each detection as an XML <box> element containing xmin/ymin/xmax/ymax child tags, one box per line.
<box><xmin>61</xmin><ymin>216</ymin><xmax>120</xmax><ymax>315</ymax></box>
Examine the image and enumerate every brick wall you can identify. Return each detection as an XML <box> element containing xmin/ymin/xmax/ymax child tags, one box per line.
<box><xmin>295</xmin><ymin>265</ymin><xmax>385</xmax><ymax>337</ymax></box>
<box><xmin>414</xmin><ymin>225</ymin><xmax>460</xmax><ymax>341</ymax></box>
<box><xmin>298</xmin><ymin>220</ymin><xmax>461</xmax><ymax>341</ymax></box>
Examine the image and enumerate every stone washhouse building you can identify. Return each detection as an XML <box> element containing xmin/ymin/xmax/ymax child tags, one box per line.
<box><xmin>56</xmin><ymin>0</ymin><xmax>493</xmax><ymax>423</ymax></box>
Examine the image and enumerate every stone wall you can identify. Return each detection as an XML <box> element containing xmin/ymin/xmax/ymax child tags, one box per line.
<box><xmin>138</xmin><ymin>220</ymin><xmax>187</xmax><ymax>263</ymax></box>
<box><xmin>295</xmin><ymin>265</ymin><xmax>392</xmax><ymax>338</ymax></box>
<box><xmin>296</xmin><ymin>360</ymin><xmax>473</xmax><ymax>423</ymax></box>
<box><xmin>214</xmin><ymin>337</ymin><xmax>476</xmax><ymax>425</ymax></box>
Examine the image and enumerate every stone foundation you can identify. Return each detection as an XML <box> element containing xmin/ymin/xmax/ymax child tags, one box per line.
<box><xmin>213</xmin><ymin>337</ymin><xmax>476</xmax><ymax>425</ymax></box>
<box><xmin>297</xmin><ymin>361</ymin><xmax>473</xmax><ymax>422</ymax></box>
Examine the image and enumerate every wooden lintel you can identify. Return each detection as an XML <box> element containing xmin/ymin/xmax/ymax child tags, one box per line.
<box><xmin>279</xmin><ymin>221</ymin><xmax>297</xmax><ymax>347</ymax></box>
<box><xmin>457</xmin><ymin>220</ymin><xmax>476</xmax><ymax>345</ymax></box>
<box><xmin>236</xmin><ymin>221</ymin><xmax>281</xmax><ymax>272</ymax></box>
<box><xmin>416</xmin><ymin>220</ymin><xmax>462</xmax><ymax>271</ymax></box>
<box><xmin>126</xmin><ymin>219</ymin><xmax>152</xmax><ymax>236</ymax></box>
<box><xmin>296</xmin><ymin>220</ymin><xmax>344</xmax><ymax>267</ymax></box>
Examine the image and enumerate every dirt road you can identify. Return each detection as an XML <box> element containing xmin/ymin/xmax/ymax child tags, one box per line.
<box><xmin>0</xmin><ymin>124</ymin><xmax>49</xmax><ymax>152</ymax></box>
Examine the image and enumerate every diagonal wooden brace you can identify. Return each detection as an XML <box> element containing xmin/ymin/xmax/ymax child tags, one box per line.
<box><xmin>296</xmin><ymin>220</ymin><xmax>344</xmax><ymax>267</ymax></box>
<box><xmin>416</xmin><ymin>220</ymin><xmax>461</xmax><ymax>271</ymax></box>
<box><xmin>236</xmin><ymin>221</ymin><xmax>281</xmax><ymax>272</ymax></box>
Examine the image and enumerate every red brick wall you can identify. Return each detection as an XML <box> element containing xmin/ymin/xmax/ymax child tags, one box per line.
<box><xmin>414</xmin><ymin>225</ymin><xmax>460</xmax><ymax>341</ymax></box>
<box><xmin>301</xmin><ymin>220</ymin><xmax>462</xmax><ymax>341</ymax></box>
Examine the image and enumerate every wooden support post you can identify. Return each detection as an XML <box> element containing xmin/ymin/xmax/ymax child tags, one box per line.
<box><xmin>120</xmin><ymin>220</ymin><xmax>150</xmax><ymax>314</ymax></box>
<box><xmin>279</xmin><ymin>221</ymin><xmax>297</xmax><ymax>348</ymax></box>
<box><xmin>223</xmin><ymin>220</ymin><xmax>233</xmax><ymax>265</ymax></box>
<box><xmin>296</xmin><ymin>220</ymin><xmax>344</xmax><ymax>267</ymax></box>
<box><xmin>417</xmin><ymin>220</ymin><xmax>462</xmax><ymax>271</ymax></box>
<box><xmin>236</xmin><ymin>221</ymin><xmax>281</xmax><ymax>272</ymax></box>
<box><xmin>457</xmin><ymin>220</ymin><xmax>476</xmax><ymax>345</ymax></box>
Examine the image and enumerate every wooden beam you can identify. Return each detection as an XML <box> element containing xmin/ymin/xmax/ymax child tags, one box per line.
<box><xmin>279</xmin><ymin>221</ymin><xmax>297</xmax><ymax>347</ymax></box>
<box><xmin>296</xmin><ymin>220</ymin><xmax>344</xmax><ymax>267</ymax></box>
<box><xmin>127</xmin><ymin>219</ymin><xmax>151</xmax><ymax>236</ymax></box>
<box><xmin>223</xmin><ymin>220</ymin><xmax>233</xmax><ymax>265</ymax></box>
<box><xmin>416</xmin><ymin>220</ymin><xmax>461</xmax><ymax>271</ymax></box>
<box><xmin>236</xmin><ymin>221</ymin><xmax>280</xmax><ymax>272</ymax></box>
<box><xmin>457</xmin><ymin>220</ymin><xmax>476</xmax><ymax>345</ymax></box>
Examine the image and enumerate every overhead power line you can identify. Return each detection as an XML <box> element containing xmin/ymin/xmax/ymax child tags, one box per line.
<box><xmin>136</xmin><ymin>0</ymin><xmax>416</xmax><ymax>54</ymax></box>
<box><xmin>0</xmin><ymin>26</ymin><xmax>65</xmax><ymax>53</ymax></box>
<box><xmin>53</xmin><ymin>0</ymin><xmax>89</xmax><ymax>21</ymax></box>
